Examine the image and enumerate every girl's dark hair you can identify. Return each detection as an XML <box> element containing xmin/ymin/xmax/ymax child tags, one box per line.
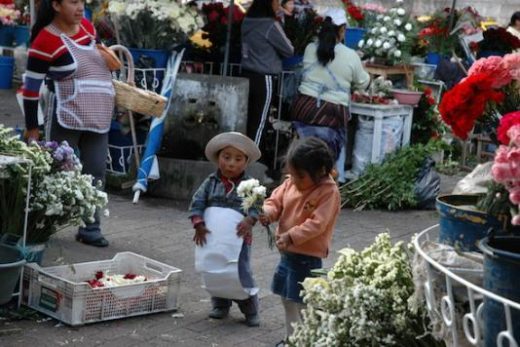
<box><xmin>285</xmin><ymin>137</ymin><xmax>334</xmax><ymax>183</ymax></box>
<box><xmin>31</xmin><ymin>0</ymin><xmax>61</xmax><ymax>43</ymax></box>
<box><xmin>510</xmin><ymin>12</ymin><xmax>520</xmax><ymax>27</ymax></box>
<box><xmin>246</xmin><ymin>0</ymin><xmax>276</xmax><ymax>18</ymax></box>
<box><xmin>317</xmin><ymin>17</ymin><xmax>343</xmax><ymax>66</ymax></box>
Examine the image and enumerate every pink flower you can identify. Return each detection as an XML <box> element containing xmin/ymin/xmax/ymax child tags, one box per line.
<box><xmin>509</xmin><ymin>187</ymin><xmax>520</xmax><ymax>204</ymax></box>
<box><xmin>512</xmin><ymin>215</ymin><xmax>520</xmax><ymax>226</ymax></box>
<box><xmin>361</xmin><ymin>3</ymin><xmax>386</xmax><ymax>13</ymax></box>
<box><xmin>502</xmin><ymin>53</ymin><xmax>520</xmax><ymax>81</ymax></box>
<box><xmin>467</xmin><ymin>56</ymin><xmax>512</xmax><ymax>88</ymax></box>
<box><xmin>508</xmin><ymin>124</ymin><xmax>520</xmax><ymax>147</ymax></box>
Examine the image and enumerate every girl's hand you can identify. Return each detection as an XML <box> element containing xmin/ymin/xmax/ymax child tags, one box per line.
<box><xmin>193</xmin><ymin>224</ymin><xmax>210</xmax><ymax>246</ymax></box>
<box><xmin>258</xmin><ymin>214</ymin><xmax>270</xmax><ymax>226</ymax></box>
<box><xmin>276</xmin><ymin>233</ymin><xmax>292</xmax><ymax>251</ymax></box>
<box><xmin>236</xmin><ymin>217</ymin><xmax>255</xmax><ymax>238</ymax></box>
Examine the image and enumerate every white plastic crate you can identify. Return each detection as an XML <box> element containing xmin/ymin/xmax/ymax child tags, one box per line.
<box><xmin>22</xmin><ymin>252</ymin><xmax>182</xmax><ymax>325</ymax></box>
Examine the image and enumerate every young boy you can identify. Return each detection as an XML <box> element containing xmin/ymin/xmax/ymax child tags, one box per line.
<box><xmin>189</xmin><ymin>132</ymin><xmax>262</xmax><ymax>327</ymax></box>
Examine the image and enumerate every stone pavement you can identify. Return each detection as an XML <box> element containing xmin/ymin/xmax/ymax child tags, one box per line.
<box><xmin>0</xmin><ymin>89</ymin><xmax>462</xmax><ymax>346</ymax></box>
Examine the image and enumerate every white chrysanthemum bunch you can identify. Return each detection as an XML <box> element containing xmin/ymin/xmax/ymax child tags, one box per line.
<box><xmin>236</xmin><ymin>178</ymin><xmax>266</xmax><ymax>211</ymax></box>
<box><xmin>288</xmin><ymin>233</ymin><xmax>433</xmax><ymax>347</ymax></box>
<box><xmin>108</xmin><ymin>0</ymin><xmax>204</xmax><ymax>50</ymax></box>
<box><xmin>0</xmin><ymin>125</ymin><xmax>109</xmax><ymax>244</ymax></box>
<box><xmin>357</xmin><ymin>0</ymin><xmax>416</xmax><ymax>64</ymax></box>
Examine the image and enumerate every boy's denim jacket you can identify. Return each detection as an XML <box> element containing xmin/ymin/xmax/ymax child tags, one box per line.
<box><xmin>188</xmin><ymin>171</ymin><xmax>260</xmax><ymax>220</ymax></box>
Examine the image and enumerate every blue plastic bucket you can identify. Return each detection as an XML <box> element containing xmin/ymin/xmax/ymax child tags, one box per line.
<box><xmin>0</xmin><ymin>56</ymin><xmax>15</xmax><ymax>90</ymax></box>
<box><xmin>344</xmin><ymin>27</ymin><xmax>366</xmax><ymax>49</ymax></box>
<box><xmin>129</xmin><ymin>48</ymin><xmax>170</xmax><ymax>69</ymax></box>
<box><xmin>479</xmin><ymin>236</ymin><xmax>520</xmax><ymax>347</ymax></box>
<box><xmin>282</xmin><ymin>55</ymin><xmax>303</xmax><ymax>70</ymax></box>
<box><xmin>436</xmin><ymin>195</ymin><xmax>503</xmax><ymax>251</ymax></box>
<box><xmin>0</xmin><ymin>244</ymin><xmax>26</xmax><ymax>305</ymax></box>
<box><xmin>425</xmin><ymin>52</ymin><xmax>441</xmax><ymax>66</ymax></box>
<box><xmin>13</xmin><ymin>25</ymin><xmax>30</xmax><ymax>46</ymax></box>
<box><xmin>84</xmin><ymin>8</ymin><xmax>92</xmax><ymax>21</ymax></box>
<box><xmin>0</xmin><ymin>26</ymin><xmax>14</xmax><ymax>47</ymax></box>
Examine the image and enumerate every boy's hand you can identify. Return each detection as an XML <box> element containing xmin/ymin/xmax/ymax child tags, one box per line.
<box><xmin>276</xmin><ymin>233</ymin><xmax>292</xmax><ymax>251</ymax></box>
<box><xmin>193</xmin><ymin>224</ymin><xmax>210</xmax><ymax>246</ymax></box>
<box><xmin>236</xmin><ymin>217</ymin><xmax>255</xmax><ymax>238</ymax></box>
<box><xmin>258</xmin><ymin>214</ymin><xmax>270</xmax><ymax>226</ymax></box>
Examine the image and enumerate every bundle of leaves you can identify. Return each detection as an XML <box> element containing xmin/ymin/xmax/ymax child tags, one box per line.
<box><xmin>340</xmin><ymin>141</ymin><xmax>443</xmax><ymax>210</ymax></box>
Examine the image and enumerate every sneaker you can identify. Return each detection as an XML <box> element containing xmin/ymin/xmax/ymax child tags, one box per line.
<box><xmin>208</xmin><ymin>307</ymin><xmax>229</xmax><ymax>319</ymax></box>
<box><xmin>275</xmin><ymin>340</ymin><xmax>286</xmax><ymax>347</ymax></box>
<box><xmin>75</xmin><ymin>234</ymin><xmax>109</xmax><ymax>247</ymax></box>
<box><xmin>245</xmin><ymin>313</ymin><xmax>260</xmax><ymax>327</ymax></box>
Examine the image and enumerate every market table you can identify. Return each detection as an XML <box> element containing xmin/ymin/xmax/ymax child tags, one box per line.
<box><xmin>350</xmin><ymin>102</ymin><xmax>414</xmax><ymax>164</ymax></box>
<box><xmin>365</xmin><ymin>63</ymin><xmax>415</xmax><ymax>89</ymax></box>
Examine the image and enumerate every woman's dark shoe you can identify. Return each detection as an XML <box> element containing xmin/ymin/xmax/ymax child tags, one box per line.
<box><xmin>275</xmin><ymin>340</ymin><xmax>286</xmax><ymax>347</ymax></box>
<box><xmin>208</xmin><ymin>307</ymin><xmax>229</xmax><ymax>319</ymax></box>
<box><xmin>75</xmin><ymin>234</ymin><xmax>109</xmax><ymax>247</ymax></box>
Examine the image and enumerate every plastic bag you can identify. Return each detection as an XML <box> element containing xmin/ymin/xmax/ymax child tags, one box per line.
<box><xmin>352</xmin><ymin>115</ymin><xmax>404</xmax><ymax>175</ymax></box>
<box><xmin>452</xmin><ymin>161</ymin><xmax>493</xmax><ymax>194</ymax></box>
<box><xmin>414</xmin><ymin>157</ymin><xmax>440</xmax><ymax>209</ymax></box>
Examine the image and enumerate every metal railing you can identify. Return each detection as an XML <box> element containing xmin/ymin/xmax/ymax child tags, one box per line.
<box><xmin>414</xmin><ymin>225</ymin><xmax>520</xmax><ymax>347</ymax></box>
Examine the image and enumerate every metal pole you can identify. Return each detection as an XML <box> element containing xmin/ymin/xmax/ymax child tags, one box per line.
<box><xmin>448</xmin><ymin>0</ymin><xmax>457</xmax><ymax>32</ymax></box>
<box><xmin>222</xmin><ymin>0</ymin><xmax>235</xmax><ymax>76</ymax></box>
<box><xmin>30</xmin><ymin>0</ymin><xmax>35</xmax><ymax>26</ymax></box>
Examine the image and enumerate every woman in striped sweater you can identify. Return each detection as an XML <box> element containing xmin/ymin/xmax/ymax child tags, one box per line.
<box><xmin>23</xmin><ymin>0</ymin><xmax>114</xmax><ymax>247</ymax></box>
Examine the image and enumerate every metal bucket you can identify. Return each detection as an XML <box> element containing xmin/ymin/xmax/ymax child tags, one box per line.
<box><xmin>436</xmin><ymin>194</ymin><xmax>503</xmax><ymax>251</ymax></box>
<box><xmin>479</xmin><ymin>236</ymin><xmax>520</xmax><ymax>347</ymax></box>
<box><xmin>0</xmin><ymin>244</ymin><xmax>26</xmax><ymax>304</ymax></box>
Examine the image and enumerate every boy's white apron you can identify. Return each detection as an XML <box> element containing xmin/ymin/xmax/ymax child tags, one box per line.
<box><xmin>195</xmin><ymin>207</ymin><xmax>258</xmax><ymax>300</ymax></box>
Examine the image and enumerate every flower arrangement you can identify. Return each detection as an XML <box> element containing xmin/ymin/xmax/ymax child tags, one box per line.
<box><xmin>283</xmin><ymin>8</ymin><xmax>322</xmax><ymax>56</ymax></box>
<box><xmin>357</xmin><ymin>0</ymin><xmax>416</xmax><ymax>65</ymax></box>
<box><xmin>236</xmin><ymin>178</ymin><xmax>274</xmax><ymax>249</ymax></box>
<box><xmin>477</xmin><ymin>27</ymin><xmax>520</xmax><ymax>55</ymax></box>
<box><xmin>351</xmin><ymin>75</ymin><xmax>395</xmax><ymax>105</ymax></box>
<box><xmin>439</xmin><ymin>53</ymin><xmax>520</xmax><ymax>141</ymax></box>
<box><xmin>86</xmin><ymin>271</ymin><xmax>147</xmax><ymax>288</ymax></box>
<box><xmin>411</xmin><ymin>87</ymin><xmax>445</xmax><ymax>145</ymax></box>
<box><xmin>107</xmin><ymin>0</ymin><xmax>204</xmax><ymax>50</ymax></box>
<box><xmin>0</xmin><ymin>126</ymin><xmax>108</xmax><ymax>244</ymax></box>
<box><xmin>489</xmin><ymin>112</ymin><xmax>520</xmax><ymax>225</ymax></box>
<box><xmin>196</xmin><ymin>3</ymin><xmax>245</xmax><ymax>62</ymax></box>
<box><xmin>0</xmin><ymin>3</ymin><xmax>19</xmax><ymax>26</ymax></box>
<box><xmin>288</xmin><ymin>233</ymin><xmax>440</xmax><ymax>346</ymax></box>
<box><xmin>341</xmin><ymin>0</ymin><xmax>363</xmax><ymax>27</ymax></box>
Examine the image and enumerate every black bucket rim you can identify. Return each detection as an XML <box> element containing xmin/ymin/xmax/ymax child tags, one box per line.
<box><xmin>479</xmin><ymin>236</ymin><xmax>520</xmax><ymax>264</ymax></box>
<box><xmin>0</xmin><ymin>244</ymin><xmax>26</xmax><ymax>267</ymax></box>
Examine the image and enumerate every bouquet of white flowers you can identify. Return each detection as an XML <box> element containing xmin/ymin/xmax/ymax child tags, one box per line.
<box><xmin>288</xmin><ymin>233</ymin><xmax>441</xmax><ymax>346</ymax></box>
<box><xmin>357</xmin><ymin>0</ymin><xmax>416</xmax><ymax>65</ymax></box>
<box><xmin>236</xmin><ymin>178</ymin><xmax>275</xmax><ymax>249</ymax></box>
<box><xmin>107</xmin><ymin>0</ymin><xmax>204</xmax><ymax>50</ymax></box>
<box><xmin>0</xmin><ymin>126</ymin><xmax>108</xmax><ymax>244</ymax></box>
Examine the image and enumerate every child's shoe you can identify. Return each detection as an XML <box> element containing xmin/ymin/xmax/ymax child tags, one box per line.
<box><xmin>208</xmin><ymin>307</ymin><xmax>229</xmax><ymax>319</ymax></box>
<box><xmin>245</xmin><ymin>313</ymin><xmax>260</xmax><ymax>327</ymax></box>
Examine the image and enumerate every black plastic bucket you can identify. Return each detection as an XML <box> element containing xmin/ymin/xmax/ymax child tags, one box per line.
<box><xmin>0</xmin><ymin>244</ymin><xmax>26</xmax><ymax>304</ymax></box>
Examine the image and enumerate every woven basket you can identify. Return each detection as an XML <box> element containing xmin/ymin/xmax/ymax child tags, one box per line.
<box><xmin>113</xmin><ymin>80</ymin><xmax>167</xmax><ymax>117</ymax></box>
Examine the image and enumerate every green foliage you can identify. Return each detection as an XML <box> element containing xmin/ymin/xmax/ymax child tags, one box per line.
<box><xmin>340</xmin><ymin>141</ymin><xmax>444</xmax><ymax>210</ymax></box>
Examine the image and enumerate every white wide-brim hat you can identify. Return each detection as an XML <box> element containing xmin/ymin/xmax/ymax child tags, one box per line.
<box><xmin>205</xmin><ymin>132</ymin><xmax>261</xmax><ymax>164</ymax></box>
<box><xmin>324</xmin><ymin>8</ymin><xmax>347</xmax><ymax>26</ymax></box>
